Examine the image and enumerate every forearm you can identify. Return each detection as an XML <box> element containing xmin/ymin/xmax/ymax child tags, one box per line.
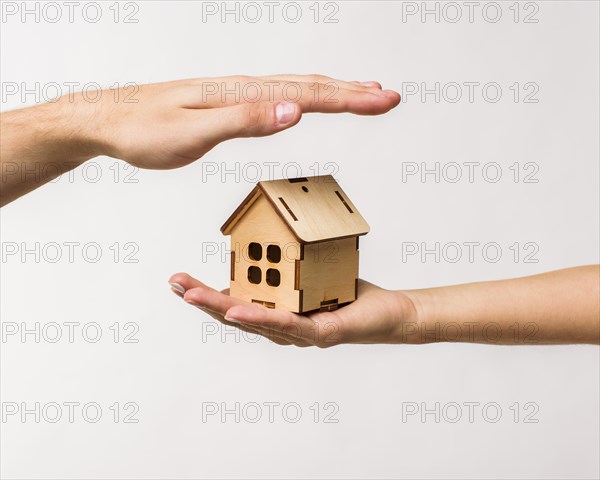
<box><xmin>0</xmin><ymin>100</ymin><xmax>102</xmax><ymax>206</ymax></box>
<box><xmin>401</xmin><ymin>266</ymin><xmax>600</xmax><ymax>345</ymax></box>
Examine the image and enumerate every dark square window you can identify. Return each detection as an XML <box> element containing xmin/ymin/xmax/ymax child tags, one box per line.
<box><xmin>266</xmin><ymin>269</ymin><xmax>280</xmax><ymax>287</ymax></box>
<box><xmin>248</xmin><ymin>242</ymin><xmax>262</xmax><ymax>261</ymax></box>
<box><xmin>248</xmin><ymin>266</ymin><xmax>262</xmax><ymax>284</ymax></box>
<box><xmin>267</xmin><ymin>245</ymin><xmax>281</xmax><ymax>263</ymax></box>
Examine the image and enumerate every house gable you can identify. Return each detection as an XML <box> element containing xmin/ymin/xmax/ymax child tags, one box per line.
<box><xmin>230</xmin><ymin>194</ymin><xmax>298</xmax><ymax>251</ymax></box>
<box><xmin>221</xmin><ymin>175</ymin><xmax>370</xmax><ymax>244</ymax></box>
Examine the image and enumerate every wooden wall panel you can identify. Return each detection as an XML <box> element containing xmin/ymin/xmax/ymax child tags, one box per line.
<box><xmin>229</xmin><ymin>195</ymin><xmax>302</xmax><ymax>312</ymax></box>
<box><xmin>299</xmin><ymin>237</ymin><xmax>359</xmax><ymax>312</ymax></box>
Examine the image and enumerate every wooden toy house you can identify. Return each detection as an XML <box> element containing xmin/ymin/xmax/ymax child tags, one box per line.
<box><xmin>221</xmin><ymin>175</ymin><xmax>369</xmax><ymax>313</ymax></box>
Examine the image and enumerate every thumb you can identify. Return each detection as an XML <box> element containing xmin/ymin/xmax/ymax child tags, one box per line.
<box><xmin>203</xmin><ymin>101</ymin><xmax>302</xmax><ymax>143</ymax></box>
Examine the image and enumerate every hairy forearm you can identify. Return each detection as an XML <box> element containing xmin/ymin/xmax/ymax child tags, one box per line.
<box><xmin>0</xmin><ymin>101</ymin><xmax>102</xmax><ymax>206</ymax></box>
<box><xmin>400</xmin><ymin>266</ymin><xmax>600</xmax><ymax>345</ymax></box>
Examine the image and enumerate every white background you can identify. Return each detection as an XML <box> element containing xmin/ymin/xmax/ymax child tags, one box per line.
<box><xmin>1</xmin><ymin>1</ymin><xmax>599</xmax><ymax>479</ymax></box>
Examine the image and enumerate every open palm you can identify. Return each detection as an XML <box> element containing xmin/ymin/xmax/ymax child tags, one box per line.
<box><xmin>168</xmin><ymin>273</ymin><xmax>418</xmax><ymax>347</ymax></box>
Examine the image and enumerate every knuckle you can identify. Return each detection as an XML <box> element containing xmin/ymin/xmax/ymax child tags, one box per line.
<box><xmin>184</xmin><ymin>287</ymin><xmax>202</xmax><ymax>300</ymax></box>
<box><xmin>310</xmin><ymin>74</ymin><xmax>327</xmax><ymax>83</ymax></box>
<box><xmin>171</xmin><ymin>272</ymin><xmax>190</xmax><ymax>283</ymax></box>
<box><xmin>314</xmin><ymin>338</ymin><xmax>335</xmax><ymax>349</ymax></box>
<box><xmin>236</xmin><ymin>75</ymin><xmax>252</xmax><ymax>85</ymax></box>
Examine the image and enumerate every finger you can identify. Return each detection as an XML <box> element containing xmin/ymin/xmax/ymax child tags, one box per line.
<box><xmin>183</xmin><ymin>288</ymin><xmax>314</xmax><ymax>345</ymax></box>
<box><xmin>169</xmin><ymin>274</ymin><xmax>299</xmax><ymax>345</ymax></box>
<box><xmin>225</xmin><ymin>303</ymin><xmax>346</xmax><ymax>347</ymax></box>
<box><xmin>183</xmin><ymin>80</ymin><xmax>400</xmax><ymax>115</ymax></box>
<box><xmin>298</xmin><ymin>84</ymin><xmax>399</xmax><ymax>115</ymax></box>
<box><xmin>184</xmin><ymin>286</ymin><xmax>247</xmax><ymax>316</ymax></box>
<box><xmin>179</xmin><ymin>284</ymin><xmax>316</xmax><ymax>346</ymax></box>
<box><xmin>359</xmin><ymin>81</ymin><xmax>383</xmax><ymax>89</ymax></box>
<box><xmin>192</xmin><ymin>301</ymin><xmax>299</xmax><ymax>346</ymax></box>
<box><xmin>259</xmin><ymin>74</ymin><xmax>383</xmax><ymax>93</ymax></box>
<box><xmin>182</xmin><ymin>74</ymin><xmax>380</xmax><ymax>97</ymax></box>
<box><xmin>287</xmin><ymin>82</ymin><xmax>398</xmax><ymax>114</ymax></box>
<box><xmin>178</xmin><ymin>285</ymin><xmax>296</xmax><ymax>345</ymax></box>
<box><xmin>195</xmin><ymin>306</ymin><xmax>295</xmax><ymax>346</ymax></box>
<box><xmin>168</xmin><ymin>272</ymin><xmax>217</xmax><ymax>297</ymax></box>
<box><xmin>183</xmin><ymin>286</ymin><xmax>308</xmax><ymax>345</ymax></box>
<box><xmin>223</xmin><ymin>303</ymin><xmax>322</xmax><ymax>344</ymax></box>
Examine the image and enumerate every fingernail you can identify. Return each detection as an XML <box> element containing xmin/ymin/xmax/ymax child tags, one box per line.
<box><xmin>275</xmin><ymin>102</ymin><xmax>296</xmax><ymax>124</ymax></box>
<box><xmin>169</xmin><ymin>282</ymin><xmax>185</xmax><ymax>294</ymax></box>
<box><xmin>224</xmin><ymin>316</ymin><xmax>242</xmax><ymax>324</ymax></box>
<box><xmin>382</xmin><ymin>89</ymin><xmax>398</xmax><ymax>97</ymax></box>
<box><xmin>360</xmin><ymin>81</ymin><xmax>380</xmax><ymax>88</ymax></box>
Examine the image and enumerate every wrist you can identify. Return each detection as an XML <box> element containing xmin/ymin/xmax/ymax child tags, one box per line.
<box><xmin>51</xmin><ymin>93</ymin><xmax>109</xmax><ymax>163</ymax></box>
<box><xmin>390</xmin><ymin>288</ymin><xmax>437</xmax><ymax>344</ymax></box>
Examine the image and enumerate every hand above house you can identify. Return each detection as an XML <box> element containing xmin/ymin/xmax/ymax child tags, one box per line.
<box><xmin>169</xmin><ymin>265</ymin><xmax>600</xmax><ymax>346</ymax></box>
<box><xmin>0</xmin><ymin>74</ymin><xmax>400</xmax><ymax>206</ymax></box>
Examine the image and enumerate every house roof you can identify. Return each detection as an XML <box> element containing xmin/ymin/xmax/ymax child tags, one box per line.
<box><xmin>221</xmin><ymin>175</ymin><xmax>370</xmax><ymax>244</ymax></box>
